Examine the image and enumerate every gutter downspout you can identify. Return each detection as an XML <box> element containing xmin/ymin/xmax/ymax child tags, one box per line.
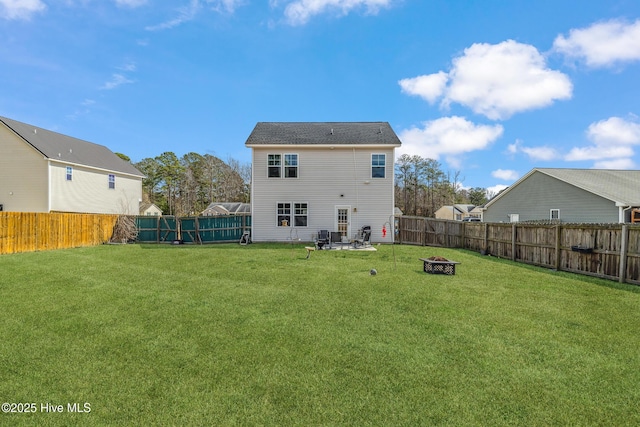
<box><xmin>616</xmin><ymin>202</ymin><xmax>632</xmax><ymax>223</ymax></box>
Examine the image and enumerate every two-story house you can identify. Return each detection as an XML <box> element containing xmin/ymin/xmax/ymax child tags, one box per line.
<box><xmin>0</xmin><ymin>116</ymin><xmax>144</xmax><ymax>214</ymax></box>
<box><xmin>245</xmin><ymin>122</ymin><xmax>402</xmax><ymax>243</ymax></box>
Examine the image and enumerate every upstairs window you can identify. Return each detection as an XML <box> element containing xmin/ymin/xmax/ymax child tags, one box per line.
<box><xmin>268</xmin><ymin>154</ymin><xmax>281</xmax><ymax>178</ymax></box>
<box><xmin>284</xmin><ymin>154</ymin><xmax>298</xmax><ymax>178</ymax></box>
<box><xmin>66</xmin><ymin>166</ymin><xmax>73</xmax><ymax>181</ymax></box>
<box><xmin>269</xmin><ymin>153</ymin><xmax>298</xmax><ymax>178</ymax></box>
<box><xmin>372</xmin><ymin>154</ymin><xmax>385</xmax><ymax>178</ymax></box>
<box><xmin>550</xmin><ymin>209</ymin><xmax>560</xmax><ymax>220</ymax></box>
<box><xmin>109</xmin><ymin>174</ymin><xmax>116</xmax><ymax>189</ymax></box>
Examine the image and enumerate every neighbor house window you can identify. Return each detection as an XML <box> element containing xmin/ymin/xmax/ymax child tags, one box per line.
<box><xmin>284</xmin><ymin>154</ymin><xmax>298</xmax><ymax>178</ymax></box>
<box><xmin>268</xmin><ymin>154</ymin><xmax>281</xmax><ymax>178</ymax></box>
<box><xmin>66</xmin><ymin>166</ymin><xmax>73</xmax><ymax>181</ymax></box>
<box><xmin>294</xmin><ymin>203</ymin><xmax>308</xmax><ymax>226</ymax></box>
<box><xmin>372</xmin><ymin>154</ymin><xmax>385</xmax><ymax>178</ymax></box>
<box><xmin>509</xmin><ymin>214</ymin><xmax>520</xmax><ymax>223</ymax></box>
<box><xmin>108</xmin><ymin>174</ymin><xmax>115</xmax><ymax>189</ymax></box>
<box><xmin>550</xmin><ymin>209</ymin><xmax>560</xmax><ymax>220</ymax></box>
<box><xmin>277</xmin><ymin>203</ymin><xmax>291</xmax><ymax>226</ymax></box>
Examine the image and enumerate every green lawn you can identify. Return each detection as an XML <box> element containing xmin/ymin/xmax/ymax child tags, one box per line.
<box><xmin>1</xmin><ymin>243</ymin><xmax>639</xmax><ymax>426</ymax></box>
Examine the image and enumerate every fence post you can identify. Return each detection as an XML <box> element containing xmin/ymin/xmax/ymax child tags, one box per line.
<box><xmin>619</xmin><ymin>224</ymin><xmax>629</xmax><ymax>283</ymax></box>
<box><xmin>555</xmin><ymin>224</ymin><xmax>561</xmax><ymax>270</ymax></box>
<box><xmin>422</xmin><ymin>218</ymin><xmax>427</xmax><ymax>247</ymax></box>
<box><xmin>511</xmin><ymin>223</ymin><xmax>517</xmax><ymax>261</ymax></box>
<box><xmin>483</xmin><ymin>223</ymin><xmax>489</xmax><ymax>255</ymax></box>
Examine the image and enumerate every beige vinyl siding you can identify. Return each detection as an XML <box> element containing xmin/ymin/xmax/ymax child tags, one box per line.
<box><xmin>0</xmin><ymin>125</ymin><xmax>49</xmax><ymax>212</ymax></box>
<box><xmin>483</xmin><ymin>171</ymin><xmax>619</xmax><ymax>223</ymax></box>
<box><xmin>49</xmin><ymin>161</ymin><xmax>142</xmax><ymax>214</ymax></box>
<box><xmin>251</xmin><ymin>146</ymin><xmax>395</xmax><ymax>242</ymax></box>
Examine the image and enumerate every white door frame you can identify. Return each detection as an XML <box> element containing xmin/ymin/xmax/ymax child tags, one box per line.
<box><xmin>335</xmin><ymin>205</ymin><xmax>351</xmax><ymax>239</ymax></box>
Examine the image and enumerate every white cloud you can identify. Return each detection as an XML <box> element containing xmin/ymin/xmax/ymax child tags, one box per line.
<box><xmin>486</xmin><ymin>184</ymin><xmax>509</xmax><ymax>198</ymax></box>
<box><xmin>283</xmin><ymin>0</ymin><xmax>395</xmax><ymax>26</ymax></box>
<box><xmin>146</xmin><ymin>0</ymin><xmax>201</xmax><ymax>31</ymax></box>
<box><xmin>117</xmin><ymin>62</ymin><xmax>137</xmax><ymax>72</ymax></box>
<box><xmin>115</xmin><ymin>0</ymin><xmax>147</xmax><ymax>7</ymax></box>
<box><xmin>587</xmin><ymin>116</ymin><xmax>640</xmax><ymax>145</ymax></box>
<box><xmin>208</xmin><ymin>0</ymin><xmax>245</xmax><ymax>13</ymax></box>
<box><xmin>565</xmin><ymin>116</ymin><xmax>640</xmax><ymax>166</ymax></box>
<box><xmin>565</xmin><ymin>145</ymin><xmax>634</xmax><ymax>161</ymax></box>
<box><xmin>0</xmin><ymin>0</ymin><xmax>46</xmax><ymax>20</ymax></box>
<box><xmin>491</xmin><ymin>169</ymin><xmax>519</xmax><ymax>181</ymax></box>
<box><xmin>508</xmin><ymin>140</ymin><xmax>559</xmax><ymax>161</ymax></box>
<box><xmin>145</xmin><ymin>0</ymin><xmax>243</xmax><ymax>31</ymax></box>
<box><xmin>397</xmin><ymin>116</ymin><xmax>504</xmax><ymax>167</ymax></box>
<box><xmin>593</xmin><ymin>158</ymin><xmax>636</xmax><ymax>169</ymax></box>
<box><xmin>100</xmin><ymin>73</ymin><xmax>134</xmax><ymax>90</ymax></box>
<box><xmin>400</xmin><ymin>40</ymin><xmax>572</xmax><ymax>120</ymax></box>
<box><xmin>398</xmin><ymin>72</ymin><xmax>448</xmax><ymax>104</ymax></box>
<box><xmin>553</xmin><ymin>19</ymin><xmax>640</xmax><ymax>67</ymax></box>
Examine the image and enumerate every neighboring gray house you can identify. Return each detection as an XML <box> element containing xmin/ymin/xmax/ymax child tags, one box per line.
<box><xmin>482</xmin><ymin>168</ymin><xmax>640</xmax><ymax>223</ymax></box>
<box><xmin>0</xmin><ymin>116</ymin><xmax>144</xmax><ymax>214</ymax></box>
<box><xmin>245</xmin><ymin>122</ymin><xmax>402</xmax><ymax>243</ymax></box>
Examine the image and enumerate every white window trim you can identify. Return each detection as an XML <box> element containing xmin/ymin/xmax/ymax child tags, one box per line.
<box><xmin>284</xmin><ymin>153</ymin><xmax>299</xmax><ymax>179</ymax></box>
<box><xmin>277</xmin><ymin>202</ymin><xmax>291</xmax><ymax>227</ymax></box>
<box><xmin>293</xmin><ymin>202</ymin><xmax>308</xmax><ymax>227</ymax></box>
<box><xmin>371</xmin><ymin>153</ymin><xmax>386</xmax><ymax>179</ymax></box>
<box><xmin>277</xmin><ymin>201</ymin><xmax>308</xmax><ymax>227</ymax></box>
<box><xmin>550</xmin><ymin>209</ymin><xmax>560</xmax><ymax>220</ymax></box>
<box><xmin>268</xmin><ymin>153</ymin><xmax>299</xmax><ymax>179</ymax></box>
<box><xmin>268</xmin><ymin>154</ymin><xmax>282</xmax><ymax>178</ymax></box>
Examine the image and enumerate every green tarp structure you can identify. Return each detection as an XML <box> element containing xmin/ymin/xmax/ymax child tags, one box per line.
<box><xmin>135</xmin><ymin>215</ymin><xmax>251</xmax><ymax>243</ymax></box>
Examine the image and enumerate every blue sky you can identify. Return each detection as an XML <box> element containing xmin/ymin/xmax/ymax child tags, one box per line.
<box><xmin>2</xmin><ymin>0</ymin><xmax>640</xmax><ymax>194</ymax></box>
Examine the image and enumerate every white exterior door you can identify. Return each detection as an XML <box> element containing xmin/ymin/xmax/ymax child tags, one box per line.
<box><xmin>335</xmin><ymin>206</ymin><xmax>351</xmax><ymax>239</ymax></box>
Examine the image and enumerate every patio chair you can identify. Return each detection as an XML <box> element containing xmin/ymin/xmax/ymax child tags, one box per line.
<box><xmin>353</xmin><ymin>226</ymin><xmax>371</xmax><ymax>248</ymax></box>
<box><xmin>316</xmin><ymin>230</ymin><xmax>330</xmax><ymax>249</ymax></box>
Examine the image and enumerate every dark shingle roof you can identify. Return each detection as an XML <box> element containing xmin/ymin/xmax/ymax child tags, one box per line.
<box><xmin>1</xmin><ymin>116</ymin><xmax>144</xmax><ymax>177</ymax></box>
<box><xmin>245</xmin><ymin>122</ymin><xmax>402</xmax><ymax>146</ymax></box>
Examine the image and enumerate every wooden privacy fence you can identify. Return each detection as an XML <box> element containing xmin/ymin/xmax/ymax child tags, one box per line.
<box><xmin>0</xmin><ymin>212</ymin><xmax>119</xmax><ymax>255</ymax></box>
<box><xmin>135</xmin><ymin>215</ymin><xmax>251</xmax><ymax>244</ymax></box>
<box><xmin>398</xmin><ymin>216</ymin><xmax>640</xmax><ymax>286</ymax></box>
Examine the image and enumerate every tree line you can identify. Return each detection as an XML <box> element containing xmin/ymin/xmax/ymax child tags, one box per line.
<box><xmin>394</xmin><ymin>154</ymin><xmax>490</xmax><ymax>217</ymax></box>
<box><xmin>134</xmin><ymin>152</ymin><xmax>251</xmax><ymax>216</ymax></box>
<box><xmin>127</xmin><ymin>151</ymin><xmax>490</xmax><ymax>218</ymax></box>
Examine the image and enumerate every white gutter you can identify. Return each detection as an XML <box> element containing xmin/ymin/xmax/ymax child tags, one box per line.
<box><xmin>616</xmin><ymin>202</ymin><xmax>632</xmax><ymax>223</ymax></box>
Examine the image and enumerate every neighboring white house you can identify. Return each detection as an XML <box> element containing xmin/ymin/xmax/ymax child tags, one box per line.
<box><xmin>140</xmin><ymin>202</ymin><xmax>163</xmax><ymax>216</ymax></box>
<box><xmin>0</xmin><ymin>116</ymin><xmax>144</xmax><ymax>214</ymax></box>
<box><xmin>435</xmin><ymin>204</ymin><xmax>476</xmax><ymax>221</ymax></box>
<box><xmin>482</xmin><ymin>168</ymin><xmax>640</xmax><ymax>223</ymax></box>
<box><xmin>245</xmin><ymin>122</ymin><xmax>402</xmax><ymax>243</ymax></box>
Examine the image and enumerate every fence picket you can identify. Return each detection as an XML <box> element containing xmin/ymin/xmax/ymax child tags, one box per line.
<box><xmin>0</xmin><ymin>212</ymin><xmax>119</xmax><ymax>255</ymax></box>
<box><xmin>399</xmin><ymin>216</ymin><xmax>640</xmax><ymax>285</ymax></box>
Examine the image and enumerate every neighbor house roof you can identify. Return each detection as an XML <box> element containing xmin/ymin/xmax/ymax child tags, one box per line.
<box><xmin>485</xmin><ymin>168</ymin><xmax>640</xmax><ymax>208</ymax></box>
<box><xmin>1</xmin><ymin>116</ymin><xmax>144</xmax><ymax>177</ymax></box>
<box><xmin>202</xmin><ymin>202</ymin><xmax>250</xmax><ymax>216</ymax></box>
<box><xmin>245</xmin><ymin>122</ymin><xmax>402</xmax><ymax>147</ymax></box>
